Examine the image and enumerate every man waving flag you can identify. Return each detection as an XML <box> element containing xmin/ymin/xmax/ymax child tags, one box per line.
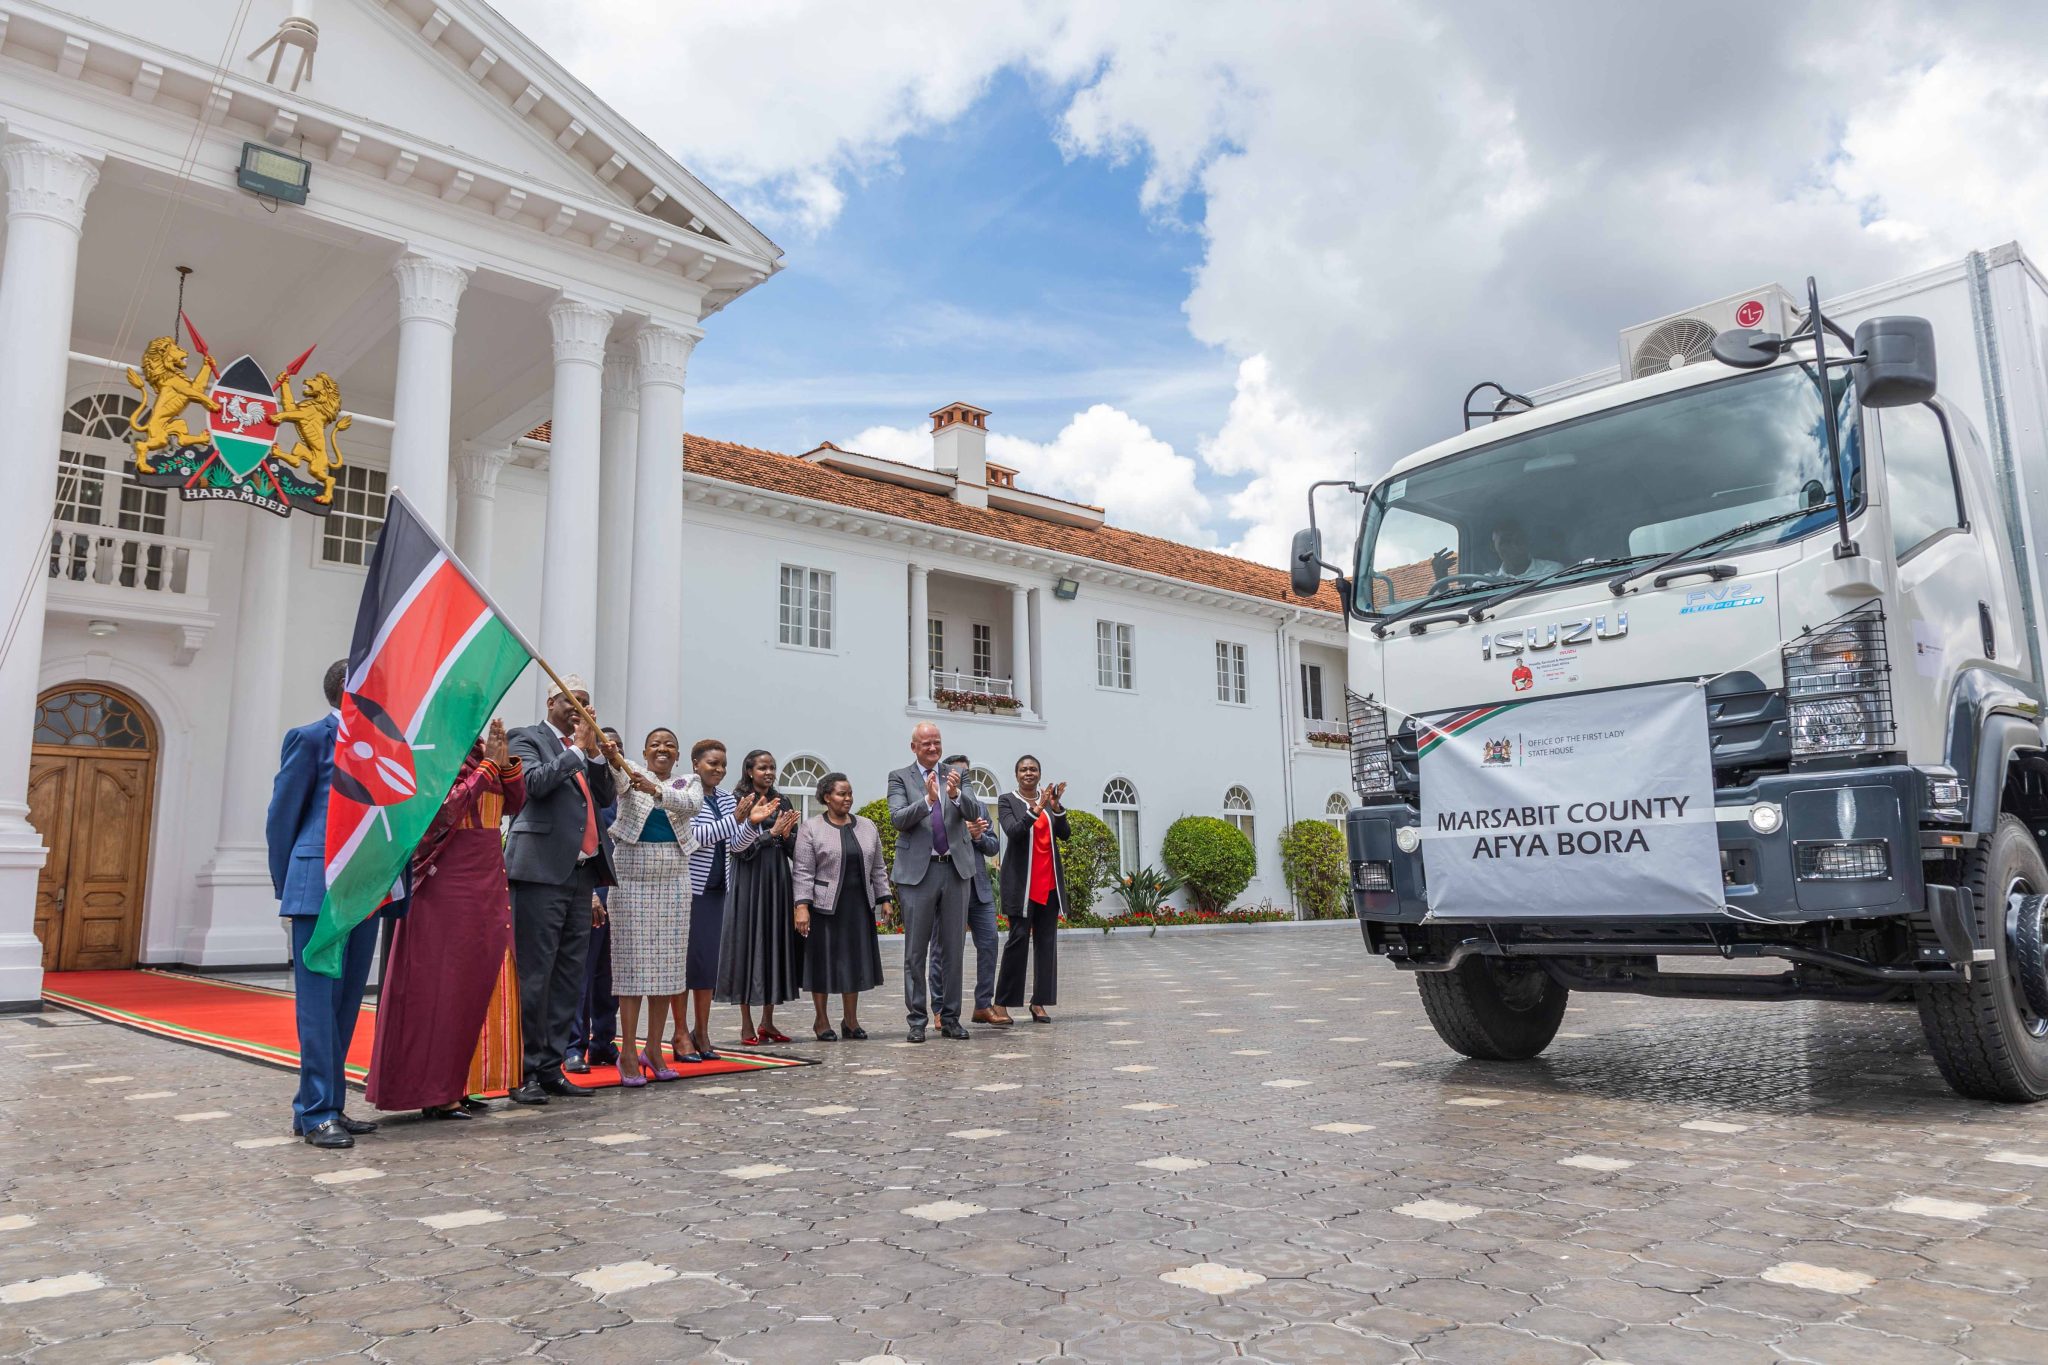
<box><xmin>303</xmin><ymin>489</ymin><xmax>535</xmax><ymax>976</ymax></box>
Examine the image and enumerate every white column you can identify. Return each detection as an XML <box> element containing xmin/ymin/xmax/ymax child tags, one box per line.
<box><xmin>387</xmin><ymin>253</ymin><xmax>469</xmax><ymax>533</ymax></box>
<box><xmin>625</xmin><ymin>321</ymin><xmax>698</xmax><ymax>745</ymax></box>
<box><xmin>1009</xmin><ymin>582</ymin><xmax>1037</xmax><ymax>721</ymax></box>
<box><xmin>595</xmin><ymin>343</ymin><xmax>640</xmax><ymax>708</ymax></box>
<box><xmin>452</xmin><ymin>444</ymin><xmax>511</xmax><ymax>581</ymax></box>
<box><xmin>188</xmin><ymin>513</ymin><xmax>295</xmax><ymax>963</ymax></box>
<box><xmin>908</xmin><ymin>564</ymin><xmax>930</xmax><ymax>709</ymax></box>
<box><xmin>0</xmin><ymin>138</ymin><xmax>100</xmax><ymax>1006</ymax></box>
<box><xmin>538</xmin><ymin>298</ymin><xmax>615</xmax><ymax>696</ymax></box>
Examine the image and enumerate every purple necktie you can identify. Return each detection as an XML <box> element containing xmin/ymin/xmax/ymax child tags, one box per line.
<box><xmin>928</xmin><ymin>770</ymin><xmax>950</xmax><ymax>856</ymax></box>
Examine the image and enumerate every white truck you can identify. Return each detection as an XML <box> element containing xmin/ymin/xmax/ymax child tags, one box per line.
<box><xmin>1290</xmin><ymin>244</ymin><xmax>2048</xmax><ymax>1102</ymax></box>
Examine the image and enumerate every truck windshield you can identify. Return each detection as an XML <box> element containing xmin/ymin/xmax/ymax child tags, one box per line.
<box><xmin>1355</xmin><ymin>365</ymin><xmax>1861</xmax><ymax>610</ymax></box>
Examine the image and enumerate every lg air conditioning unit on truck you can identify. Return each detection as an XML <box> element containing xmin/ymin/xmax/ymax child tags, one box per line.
<box><xmin>1619</xmin><ymin>284</ymin><xmax>1801</xmax><ymax>378</ymax></box>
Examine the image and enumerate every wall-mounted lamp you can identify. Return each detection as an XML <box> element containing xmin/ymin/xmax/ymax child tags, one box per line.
<box><xmin>1052</xmin><ymin>576</ymin><xmax>1080</xmax><ymax>601</ymax></box>
<box><xmin>86</xmin><ymin>619</ymin><xmax>118</xmax><ymax>638</ymax></box>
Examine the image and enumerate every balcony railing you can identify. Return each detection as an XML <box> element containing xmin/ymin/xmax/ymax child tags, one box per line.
<box><xmin>49</xmin><ymin>524</ymin><xmax>207</xmax><ymax>597</ymax></box>
<box><xmin>930</xmin><ymin>669</ymin><xmax>1015</xmax><ymax>699</ymax></box>
<box><xmin>1300</xmin><ymin>714</ymin><xmax>1350</xmax><ymax>751</ymax></box>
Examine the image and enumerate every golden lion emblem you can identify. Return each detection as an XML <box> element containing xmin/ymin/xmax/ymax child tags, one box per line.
<box><xmin>271</xmin><ymin>372</ymin><xmax>350</xmax><ymax>504</ymax></box>
<box><xmin>125</xmin><ymin>336</ymin><xmax>218</xmax><ymax>473</ymax></box>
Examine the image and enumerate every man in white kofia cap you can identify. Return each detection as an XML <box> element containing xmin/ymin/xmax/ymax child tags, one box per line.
<box><xmin>502</xmin><ymin>675</ymin><xmax>620</xmax><ymax>1103</ymax></box>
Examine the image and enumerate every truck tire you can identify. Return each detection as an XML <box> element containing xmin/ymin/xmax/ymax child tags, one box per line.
<box><xmin>1416</xmin><ymin>955</ymin><xmax>1567</xmax><ymax>1061</ymax></box>
<box><xmin>1916</xmin><ymin>814</ymin><xmax>2048</xmax><ymax>1103</ymax></box>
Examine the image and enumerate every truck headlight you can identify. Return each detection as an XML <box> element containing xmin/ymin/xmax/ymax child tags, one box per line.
<box><xmin>1346</xmin><ymin>690</ymin><xmax>1397</xmax><ymax>797</ymax></box>
<box><xmin>1781</xmin><ymin>601</ymin><xmax>1895</xmax><ymax>759</ymax></box>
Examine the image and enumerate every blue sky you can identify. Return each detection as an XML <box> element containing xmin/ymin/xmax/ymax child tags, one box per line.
<box><xmin>684</xmin><ymin>70</ymin><xmax>1235</xmax><ymax>464</ymax></box>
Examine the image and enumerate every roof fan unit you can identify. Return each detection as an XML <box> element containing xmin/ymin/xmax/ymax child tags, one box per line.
<box><xmin>1620</xmin><ymin>284</ymin><xmax>1801</xmax><ymax>380</ymax></box>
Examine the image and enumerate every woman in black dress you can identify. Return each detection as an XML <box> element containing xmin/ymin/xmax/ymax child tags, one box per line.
<box><xmin>996</xmin><ymin>755</ymin><xmax>1069</xmax><ymax>1022</ymax></box>
<box><xmin>716</xmin><ymin>749</ymin><xmax>802</xmax><ymax>1044</ymax></box>
<box><xmin>790</xmin><ymin>772</ymin><xmax>891</xmax><ymax>1041</ymax></box>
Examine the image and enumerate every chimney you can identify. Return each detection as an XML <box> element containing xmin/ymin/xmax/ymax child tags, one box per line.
<box><xmin>931</xmin><ymin>402</ymin><xmax>990</xmax><ymax>508</ymax></box>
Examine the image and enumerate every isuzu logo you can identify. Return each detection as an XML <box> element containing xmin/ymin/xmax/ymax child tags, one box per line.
<box><xmin>1481</xmin><ymin>613</ymin><xmax>1627</xmax><ymax>659</ymax></box>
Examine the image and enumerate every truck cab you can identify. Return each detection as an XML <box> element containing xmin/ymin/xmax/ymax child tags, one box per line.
<box><xmin>1293</xmin><ymin>270</ymin><xmax>2048</xmax><ymax>1102</ymax></box>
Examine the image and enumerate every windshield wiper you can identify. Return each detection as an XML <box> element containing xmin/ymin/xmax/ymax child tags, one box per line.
<box><xmin>1370</xmin><ymin>574</ymin><xmax>1495</xmax><ymax>637</ymax></box>
<box><xmin>1464</xmin><ymin>556</ymin><xmax>1651</xmax><ymax>622</ymax></box>
<box><xmin>1607</xmin><ymin>502</ymin><xmax>1833</xmax><ymax>597</ymax></box>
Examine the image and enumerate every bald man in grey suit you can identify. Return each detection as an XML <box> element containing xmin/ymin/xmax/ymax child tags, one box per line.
<box><xmin>887</xmin><ymin>722</ymin><xmax>980</xmax><ymax>1042</ymax></box>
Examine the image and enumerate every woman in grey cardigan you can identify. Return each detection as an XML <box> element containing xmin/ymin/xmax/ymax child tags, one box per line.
<box><xmin>791</xmin><ymin>772</ymin><xmax>892</xmax><ymax>1040</ymax></box>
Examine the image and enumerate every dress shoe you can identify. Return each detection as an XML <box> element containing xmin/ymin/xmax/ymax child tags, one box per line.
<box><xmin>422</xmin><ymin>1104</ymin><xmax>473</xmax><ymax>1121</ymax></box>
<box><xmin>940</xmin><ymin>1021</ymin><xmax>972</xmax><ymax>1040</ymax></box>
<box><xmin>337</xmin><ymin>1114</ymin><xmax>379</xmax><ymax>1135</ymax></box>
<box><xmin>304</xmin><ymin>1120</ymin><xmax>354</xmax><ymax>1149</ymax></box>
<box><xmin>587</xmin><ymin>1046</ymin><xmax>621</xmax><ymax>1067</ymax></box>
<box><xmin>458</xmin><ymin>1095</ymin><xmax>490</xmax><ymax>1112</ymax></box>
<box><xmin>840</xmin><ymin>1022</ymin><xmax>869</xmax><ymax>1041</ymax></box>
<box><xmin>906</xmin><ymin>1025</ymin><xmax>927</xmax><ymax>1043</ymax></box>
<box><xmin>538</xmin><ymin>1074</ymin><xmax>594</xmax><ymax>1098</ymax></box>
<box><xmin>972</xmin><ymin>1007</ymin><xmax>1012</xmax><ymax>1026</ymax></box>
<box><xmin>508</xmin><ymin>1081</ymin><xmax>550</xmax><ymax>1106</ymax></box>
<box><xmin>563</xmin><ymin>1050</ymin><xmax>591</xmax><ymax>1075</ymax></box>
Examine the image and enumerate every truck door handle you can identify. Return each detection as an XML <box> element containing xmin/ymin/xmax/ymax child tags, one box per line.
<box><xmin>1980</xmin><ymin>602</ymin><xmax>1996</xmax><ymax>659</ymax></box>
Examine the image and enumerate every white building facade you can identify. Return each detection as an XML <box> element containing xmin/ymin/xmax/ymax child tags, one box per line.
<box><xmin>0</xmin><ymin>0</ymin><xmax>1349</xmax><ymax>1009</ymax></box>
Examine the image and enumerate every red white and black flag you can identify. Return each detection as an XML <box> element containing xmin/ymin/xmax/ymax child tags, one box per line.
<box><xmin>302</xmin><ymin>490</ymin><xmax>534</xmax><ymax>976</ymax></box>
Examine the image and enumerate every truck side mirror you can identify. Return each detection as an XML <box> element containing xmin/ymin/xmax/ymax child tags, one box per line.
<box><xmin>1289</xmin><ymin>528</ymin><xmax>1323</xmax><ymax>599</ymax></box>
<box><xmin>1855</xmin><ymin>316</ymin><xmax>1937</xmax><ymax>407</ymax></box>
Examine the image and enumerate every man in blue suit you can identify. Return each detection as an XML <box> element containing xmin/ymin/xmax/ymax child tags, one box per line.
<box><xmin>267</xmin><ymin>659</ymin><xmax>382</xmax><ymax>1150</ymax></box>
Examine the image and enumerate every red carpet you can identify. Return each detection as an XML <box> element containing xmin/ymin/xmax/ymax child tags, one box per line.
<box><xmin>42</xmin><ymin>968</ymin><xmax>814</xmax><ymax>1091</ymax></box>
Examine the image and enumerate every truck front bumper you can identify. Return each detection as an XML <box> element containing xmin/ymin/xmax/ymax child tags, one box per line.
<box><xmin>1347</xmin><ymin>763</ymin><xmax>1933</xmax><ymax>925</ymax></box>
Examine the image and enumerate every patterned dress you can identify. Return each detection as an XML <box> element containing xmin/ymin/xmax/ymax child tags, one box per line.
<box><xmin>608</xmin><ymin>767</ymin><xmax>701</xmax><ymax>996</ymax></box>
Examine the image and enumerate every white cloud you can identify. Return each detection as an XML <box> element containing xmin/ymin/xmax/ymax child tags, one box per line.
<box><xmin>505</xmin><ymin>1</ymin><xmax>2048</xmax><ymax>564</ymax></box>
<box><xmin>849</xmin><ymin>403</ymin><xmax>1210</xmax><ymax>543</ymax></box>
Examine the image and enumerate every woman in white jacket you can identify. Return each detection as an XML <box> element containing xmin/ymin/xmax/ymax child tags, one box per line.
<box><xmin>606</xmin><ymin>728</ymin><xmax>703</xmax><ymax>1085</ymax></box>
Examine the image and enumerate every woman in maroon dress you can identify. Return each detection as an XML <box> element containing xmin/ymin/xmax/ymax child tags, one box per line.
<box><xmin>366</xmin><ymin>719</ymin><xmax>526</xmax><ymax>1120</ymax></box>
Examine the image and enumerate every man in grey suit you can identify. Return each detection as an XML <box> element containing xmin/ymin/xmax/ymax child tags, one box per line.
<box><xmin>932</xmin><ymin>753</ymin><xmax>1006</xmax><ymax>1026</ymax></box>
<box><xmin>504</xmin><ymin>675</ymin><xmax>618</xmax><ymax>1103</ymax></box>
<box><xmin>888</xmin><ymin>722</ymin><xmax>980</xmax><ymax>1041</ymax></box>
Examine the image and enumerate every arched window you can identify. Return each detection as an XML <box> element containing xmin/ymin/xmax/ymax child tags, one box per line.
<box><xmin>51</xmin><ymin>393</ymin><xmax>175</xmax><ymax>588</ymax></box>
<box><xmin>1223</xmin><ymin>785</ymin><xmax>1255</xmax><ymax>846</ymax></box>
<box><xmin>1102</xmin><ymin>776</ymin><xmax>1140</xmax><ymax>875</ymax></box>
<box><xmin>33</xmin><ymin>686</ymin><xmax>152</xmax><ymax>749</ymax></box>
<box><xmin>777</xmin><ymin>754</ymin><xmax>830</xmax><ymax>819</ymax></box>
<box><xmin>1325</xmin><ymin>792</ymin><xmax>1352</xmax><ymax>825</ymax></box>
<box><xmin>966</xmin><ymin>766</ymin><xmax>1001</xmax><ymax>803</ymax></box>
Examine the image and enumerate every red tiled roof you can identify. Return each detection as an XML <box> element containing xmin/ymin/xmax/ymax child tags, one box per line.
<box><xmin>525</xmin><ymin>422</ymin><xmax>1340</xmax><ymax>612</ymax></box>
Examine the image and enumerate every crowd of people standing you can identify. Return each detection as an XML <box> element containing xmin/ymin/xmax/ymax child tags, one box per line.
<box><xmin>268</xmin><ymin>665</ymin><xmax>1073</xmax><ymax>1148</ymax></box>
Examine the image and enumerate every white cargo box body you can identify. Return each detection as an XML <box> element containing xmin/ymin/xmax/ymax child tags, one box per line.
<box><xmin>1536</xmin><ymin>243</ymin><xmax>2048</xmax><ymax>692</ymax></box>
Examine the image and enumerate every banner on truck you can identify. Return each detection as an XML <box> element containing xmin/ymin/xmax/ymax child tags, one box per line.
<box><xmin>1418</xmin><ymin>681</ymin><xmax>1721</xmax><ymax>918</ymax></box>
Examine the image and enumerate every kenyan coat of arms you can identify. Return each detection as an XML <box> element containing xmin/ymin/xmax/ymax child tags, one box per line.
<box><xmin>126</xmin><ymin>311</ymin><xmax>349</xmax><ymax>518</ymax></box>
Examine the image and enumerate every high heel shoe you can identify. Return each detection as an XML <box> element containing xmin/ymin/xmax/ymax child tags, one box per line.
<box><xmin>759</xmin><ymin>1025</ymin><xmax>793</xmax><ymax>1044</ymax></box>
<box><xmin>691</xmin><ymin>1028</ymin><xmax>720</xmax><ymax>1061</ymax></box>
<box><xmin>1030</xmin><ymin>1007</ymin><xmax>1051</xmax><ymax>1023</ymax></box>
<box><xmin>670</xmin><ymin>1038</ymin><xmax>702</xmax><ymax>1065</ymax></box>
<box><xmin>422</xmin><ymin>1103</ymin><xmax>474</xmax><ymax>1120</ymax></box>
<box><xmin>840</xmin><ymin>1021</ymin><xmax>869</xmax><ymax>1041</ymax></box>
<box><xmin>638</xmin><ymin>1052</ymin><xmax>682</xmax><ymax>1082</ymax></box>
<box><xmin>812</xmin><ymin>1025</ymin><xmax>838</xmax><ymax>1041</ymax></box>
<box><xmin>617</xmin><ymin>1068</ymin><xmax>649</xmax><ymax>1088</ymax></box>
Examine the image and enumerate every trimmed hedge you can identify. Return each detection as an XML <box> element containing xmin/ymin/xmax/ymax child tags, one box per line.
<box><xmin>1280</xmin><ymin>819</ymin><xmax>1350</xmax><ymax>919</ymax></box>
<box><xmin>1059</xmin><ymin>808</ymin><xmax>1118</xmax><ymax>917</ymax></box>
<box><xmin>1161</xmin><ymin>815</ymin><xmax>1256</xmax><ymax>913</ymax></box>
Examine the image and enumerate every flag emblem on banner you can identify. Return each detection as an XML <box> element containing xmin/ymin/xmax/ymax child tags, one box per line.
<box><xmin>302</xmin><ymin>490</ymin><xmax>535</xmax><ymax>977</ymax></box>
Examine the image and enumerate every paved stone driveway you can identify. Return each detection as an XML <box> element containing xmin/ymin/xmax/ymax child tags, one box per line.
<box><xmin>4</xmin><ymin>922</ymin><xmax>2048</xmax><ymax>1363</ymax></box>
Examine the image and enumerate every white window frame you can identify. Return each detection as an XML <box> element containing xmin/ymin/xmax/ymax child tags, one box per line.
<box><xmin>1096</xmin><ymin>620</ymin><xmax>1135</xmax><ymax>691</ymax></box>
<box><xmin>1301</xmin><ymin>662</ymin><xmax>1326</xmax><ymax>721</ymax></box>
<box><xmin>1325</xmin><ymin>792</ymin><xmax>1352</xmax><ymax>825</ymax></box>
<box><xmin>777</xmin><ymin>754</ymin><xmax>831</xmax><ymax>819</ymax></box>
<box><xmin>1102</xmin><ymin>776</ymin><xmax>1141</xmax><ymax>875</ymax></box>
<box><xmin>778</xmin><ymin>564</ymin><xmax>836</xmax><ymax>651</ymax></box>
<box><xmin>965</xmin><ymin>766</ymin><xmax>1001</xmax><ymax>803</ymax></box>
<box><xmin>318</xmin><ymin>463</ymin><xmax>390</xmax><ymax>569</ymax></box>
<box><xmin>927</xmin><ymin>617</ymin><xmax>945</xmax><ymax>673</ymax></box>
<box><xmin>1216</xmin><ymin>640</ymin><xmax>1249</xmax><ymax>705</ymax></box>
<box><xmin>1223</xmin><ymin>784</ymin><xmax>1255</xmax><ymax>846</ymax></box>
<box><xmin>971</xmin><ymin>621</ymin><xmax>994</xmax><ymax>680</ymax></box>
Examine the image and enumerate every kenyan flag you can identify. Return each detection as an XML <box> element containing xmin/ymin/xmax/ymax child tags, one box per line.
<box><xmin>303</xmin><ymin>491</ymin><xmax>534</xmax><ymax>977</ymax></box>
<box><xmin>1415</xmin><ymin>700</ymin><xmax>1530</xmax><ymax>758</ymax></box>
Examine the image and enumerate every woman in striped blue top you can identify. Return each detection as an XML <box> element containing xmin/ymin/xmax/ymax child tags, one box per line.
<box><xmin>672</xmin><ymin>739</ymin><xmax>776</xmax><ymax>1061</ymax></box>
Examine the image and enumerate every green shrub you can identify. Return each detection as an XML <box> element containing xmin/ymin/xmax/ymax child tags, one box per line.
<box><xmin>855</xmin><ymin>797</ymin><xmax>904</xmax><ymax>932</ymax></box>
<box><xmin>1059</xmin><ymin>808</ymin><xmax>1118</xmax><ymax>917</ymax></box>
<box><xmin>1280</xmin><ymin>819</ymin><xmax>1349</xmax><ymax>919</ymax></box>
<box><xmin>1161</xmin><ymin>816</ymin><xmax>1256</xmax><ymax>913</ymax></box>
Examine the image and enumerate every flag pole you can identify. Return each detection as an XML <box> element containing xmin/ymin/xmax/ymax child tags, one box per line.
<box><xmin>385</xmin><ymin>486</ymin><xmax>625</xmax><ymax>770</ymax></box>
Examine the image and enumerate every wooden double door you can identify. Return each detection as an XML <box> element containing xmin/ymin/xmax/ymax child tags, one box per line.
<box><xmin>28</xmin><ymin>685</ymin><xmax>157</xmax><ymax>972</ymax></box>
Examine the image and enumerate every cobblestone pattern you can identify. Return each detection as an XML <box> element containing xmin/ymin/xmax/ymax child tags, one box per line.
<box><xmin>4</xmin><ymin>923</ymin><xmax>2047</xmax><ymax>1363</ymax></box>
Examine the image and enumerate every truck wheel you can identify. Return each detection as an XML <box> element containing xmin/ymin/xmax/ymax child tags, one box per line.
<box><xmin>1416</xmin><ymin>955</ymin><xmax>1567</xmax><ymax>1061</ymax></box>
<box><xmin>1916</xmin><ymin>814</ymin><xmax>2048</xmax><ymax>1102</ymax></box>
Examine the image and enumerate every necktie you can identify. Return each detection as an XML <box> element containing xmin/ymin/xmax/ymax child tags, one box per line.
<box><xmin>928</xmin><ymin>769</ymin><xmax>950</xmax><ymax>857</ymax></box>
<box><xmin>565</xmin><ymin>736</ymin><xmax>598</xmax><ymax>857</ymax></box>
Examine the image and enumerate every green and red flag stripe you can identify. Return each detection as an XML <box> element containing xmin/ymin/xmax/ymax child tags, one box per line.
<box><xmin>1415</xmin><ymin>700</ymin><xmax>1528</xmax><ymax>758</ymax></box>
<box><xmin>303</xmin><ymin>489</ymin><xmax>535</xmax><ymax>977</ymax></box>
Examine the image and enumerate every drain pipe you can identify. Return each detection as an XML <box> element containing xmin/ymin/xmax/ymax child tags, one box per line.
<box><xmin>1274</xmin><ymin>607</ymin><xmax>1304</xmax><ymax>917</ymax></box>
